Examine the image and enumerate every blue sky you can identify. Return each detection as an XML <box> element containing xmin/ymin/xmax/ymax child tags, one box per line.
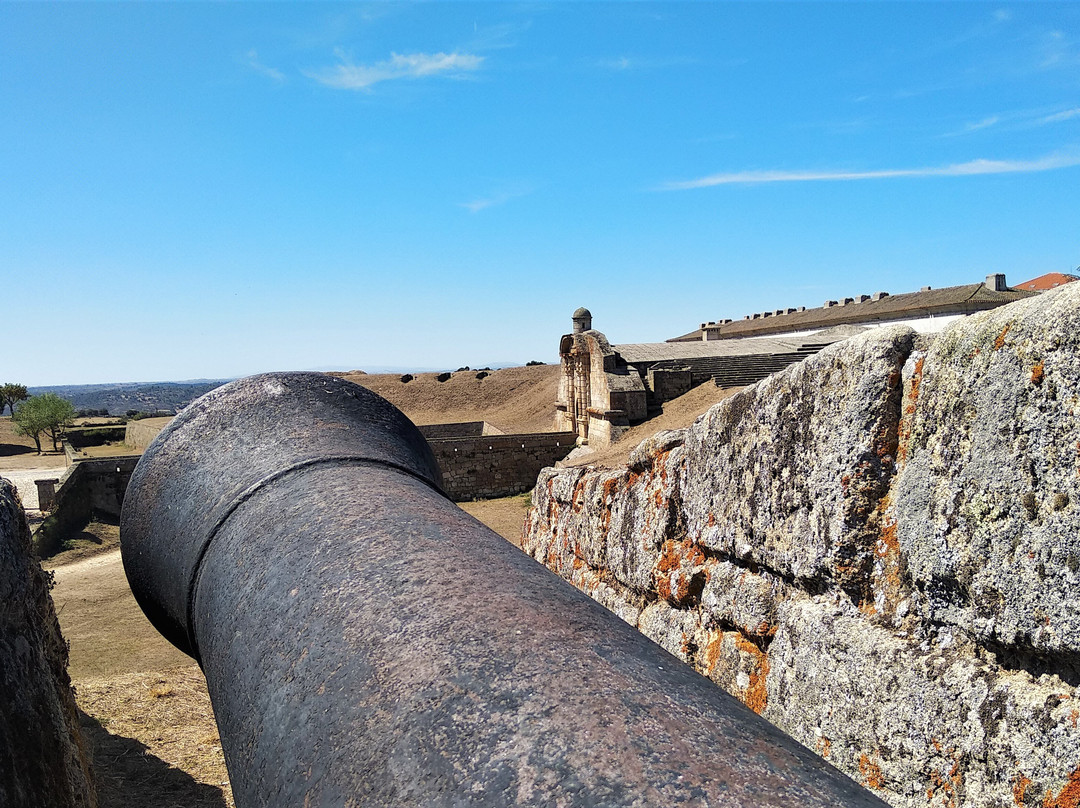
<box><xmin>2</xmin><ymin>2</ymin><xmax>1078</xmax><ymax>386</ymax></box>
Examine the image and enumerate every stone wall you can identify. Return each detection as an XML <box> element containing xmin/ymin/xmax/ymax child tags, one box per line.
<box><xmin>0</xmin><ymin>480</ymin><xmax>96</xmax><ymax>807</ymax></box>
<box><xmin>430</xmin><ymin>432</ymin><xmax>575</xmax><ymax>501</ymax></box>
<box><xmin>417</xmin><ymin>421</ymin><xmax>504</xmax><ymax>439</ymax></box>
<box><xmin>523</xmin><ymin>283</ymin><xmax>1080</xmax><ymax>808</ymax></box>
<box><xmin>33</xmin><ymin>457</ymin><xmax>139</xmax><ymax>556</ymax></box>
<box><xmin>125</xmin><ymin>419</ymin><xmax>166</xmax><ymax>451</ymax></box>
<box><xmin>647</xmin><ymin>367</ymin><xmax>694</xmax><ymax>402</ymax></box>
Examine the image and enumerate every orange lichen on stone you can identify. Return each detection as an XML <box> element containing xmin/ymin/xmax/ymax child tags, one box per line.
<box><xmin>1032</xmin><ymin>360</ymin><xmax>1046</xmax><ymax>386</ymax></box>
<box><xmin>897</xmin><ymin>356</ymin><xmax>925</xmax><ymax>464</ymax></box>
<box><xmin>734</xmin><ymin>634</ymin><xmax>769</xmax><ymax>714</ymax></box>
<box><xmin>926</xmin><ymin>750</ymin><xmax>963</xmax><ymax>808</ymax></box>
<box><xmin>994</xmin><ymin>323</ymin><xmax>1012</xmax><ymax>351</ymax></box>
<box><xmin>1043</xmin><ymin>767</ymin><xmax>1080</xmax><ymax>808</ymax></box>
<box><xmin>816</xmin><ymin>736</ymin><xmax>832</xmax><ymax>759</ymax></box>
<box><xmin>858</xmin><ymin>753</ymin><xmax>885</xmax><ymax>790</ymax></box>
<box><xmin>1013</xmin><ymin>773</ymin><xmax>1032</xmax><ymax>805</ymax></box>
<box><xmin>702</xmin><ymin>632</ymin><xmax>724</xmax><ymax>676</ymax></box>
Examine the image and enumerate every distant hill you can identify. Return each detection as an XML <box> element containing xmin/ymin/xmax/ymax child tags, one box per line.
<box><xmin>28</xmin><ymin>381</ymin><xmax>231</xmax><ymax>416</ymax></box>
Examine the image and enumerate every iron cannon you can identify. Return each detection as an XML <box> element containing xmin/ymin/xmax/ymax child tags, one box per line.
<box><xmin>121</xmin><ymin>371</ymin><xmax>886</xmax><ymax>807</ymax></box>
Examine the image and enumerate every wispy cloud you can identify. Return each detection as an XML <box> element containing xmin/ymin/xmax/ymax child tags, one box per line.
<box><xmin>940</xmin><ymin>115</ymin><xmax>1001</xmax><ymax>137</ymax></box>
<box><xmin>963</xmin><ymin>115</ymin><xmax>1000</xmax><ymax>133</ymax></box>
<box><xmin>460</xmin><ymin>185</ymin><xmax>533</xmax><ymax>213</ymax></box>
<box><xmin>661</xmin><ymin>152</ymin><xmax>1080</xmax><ymax>190</ymax></box>
<box><xmin>599</xmin><ymin>56</ymin><xmax>634</xmax><ymax>71</ymax></box>
<box><xmin>308</xmin><ymin>49</ymin><xmax>483</xmax><ymax>91</ymax></box>
<box><xmin>245</xmin><ymin>49</ymin><xmax>285</xmax><ymax>83</ymax></box>
<box><xmin>595</xmin><ymin>54</ymin><xmax>708</xmax><ymax>72</ymax></box>
<box><xmin>1038</xmin><ymin>107</ymin><xmax>1080</xmax><ymax>125</ymax></box>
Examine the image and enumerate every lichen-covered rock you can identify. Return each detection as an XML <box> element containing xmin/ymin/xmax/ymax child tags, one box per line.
<box><xmin>894</xmin><ymin>286</ymin><xmax>1080</xmax><ymax>671</ymax></box>
<box><xmin>683</xmin><ymin>325</ymin><xmax>913</xmax><ymax>601</ymax></box>
<box><xmin>0</xmin><ymin>479</ymin><xmax>96</xmax><ymax>808</ymax></box>
<box><xmin>523</xmin><ymin>283</ymin><xmax>1080</xmax><ymax>808</ymax></box>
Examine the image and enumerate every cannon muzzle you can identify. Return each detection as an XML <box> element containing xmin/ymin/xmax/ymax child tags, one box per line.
<box><xmin>121</xmin><ymin>372</ymin><xmax>885</xmax><ymax>807</ymax></box>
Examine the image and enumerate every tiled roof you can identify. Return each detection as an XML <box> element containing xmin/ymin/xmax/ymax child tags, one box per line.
<box><xmin>670</xmin><ymin>282</ymin><xmax>1034</xmax><ymax>342</ymax></box>
<box><xmin>1014</xmin><ymin>273</ymin><xmax>1079</xmax><ymax>291</ymax></box>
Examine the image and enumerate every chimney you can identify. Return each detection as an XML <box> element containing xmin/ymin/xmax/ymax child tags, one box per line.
<box><xmin>985</xmin><ymin>273</ymin><xmax>1007</xmax><ymax>292</ymax></box>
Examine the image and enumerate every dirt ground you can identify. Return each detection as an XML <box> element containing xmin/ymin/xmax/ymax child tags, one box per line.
<box><xmin>0</xmin><ymin>415</ymin><xmax>67</xmax><ymax>470</ymax></box>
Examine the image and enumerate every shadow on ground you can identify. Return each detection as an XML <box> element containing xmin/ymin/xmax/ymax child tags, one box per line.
<box><xmin>79</xmin><ymin>711</ymin><xmax>228</xmax><ymax>808</ymax></box>
<box><xmin>0</xmin><ymin>442</ymin><xmax>36</xmax><ymax>457</ymax></box>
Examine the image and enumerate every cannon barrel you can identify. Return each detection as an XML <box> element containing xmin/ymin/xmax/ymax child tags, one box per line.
<box><xmin>121</xmin><ymin>372</ymin><xmax>886</xmax><ymax>807</ymax></box>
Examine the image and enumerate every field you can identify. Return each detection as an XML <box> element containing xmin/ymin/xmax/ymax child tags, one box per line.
<box><xmin>16</xmin><ymin>369</ymin><xmax>738</xmax><ymax>804</ymax></box>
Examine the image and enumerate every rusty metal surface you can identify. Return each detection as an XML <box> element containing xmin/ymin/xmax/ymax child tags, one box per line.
<box><xmin>121</xmin><ymin>371</ymin><xmax>888</xmax><ymax>807</ymax></box>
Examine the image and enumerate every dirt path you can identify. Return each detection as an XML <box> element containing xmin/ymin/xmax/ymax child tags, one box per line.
<box><xmin>49</xmin><ymin>549</ymin><xmax>192</xmax><ymax>680</ymax></box>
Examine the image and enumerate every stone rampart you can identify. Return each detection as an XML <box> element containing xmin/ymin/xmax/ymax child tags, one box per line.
<box><xmin>417</xmin><ymin>421</ymin><xmax>504</xmax><ymax>439</ymax></box>
<box><xmin>431</xmin><ymin>432</ymin><xmax>575</xmax><ymax>500</ymax></box>
<box><xmin>125</xmin><ymin>419</ymin><xmax>167</xmax><ymax>451</ymax></box>
<box><xmin>523</xmin><ymin>283</ymin><xmax>1080</xmax><ymax>808</ymax></box>
<box><xmin>0</xmin><ymin>480</ymin><xmax>96</xmax><ymax>807</ymax></box>
<box><xmin>33</xmin><ymin>457</ymin><xmax>139</xmax><ymax>556</ymax></box>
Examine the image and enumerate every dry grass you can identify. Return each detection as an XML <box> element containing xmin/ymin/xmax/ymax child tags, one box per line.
<box><xmin>340</xmin><ymin>364</ymin><xmax>561</xmax><ymax>434</ymax></box>
<box><xmin>77</xmin><ymin>666</ymin><xmax>233</xmax><ymax>808</ymax></box>
<box><xmin>459</xmin><ymin>492</ymin><xmax>533</xmax><ymax>547</ymax></box>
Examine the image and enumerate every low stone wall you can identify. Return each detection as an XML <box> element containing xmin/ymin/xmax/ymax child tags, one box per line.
<box><xmin>33</xmin><ymin>457</ymin><xmax>139</xmax><ymax>556</ymax></box>
<box><xmin>0</xmin><ymin>480</ymin><xmax>97</xmax><ymax>807</ymax></box>
<box><xmin>430</xmin><ymin>432</ymin><xmax>575</xmax><ymax>501</ymax></box>
<box><xmin>523</xmin><ymin>283</ymin><xmax>1080</xmax><ymax>808</ymax></box>
<box><xmin>417</xmin><ymin>421</ymin><xmax>504</xmax><ymax>439</ymax></box>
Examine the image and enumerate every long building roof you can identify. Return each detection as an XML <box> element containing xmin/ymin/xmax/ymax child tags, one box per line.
<box><xmin>614</xmin><ymin>336</ymin><xmax>820</xmax><ymax>365</ymax></box>
<box><xmin>669</xmin><ymin>282</ymin><xmax>1033</xmax><ymax>342</ymax></box>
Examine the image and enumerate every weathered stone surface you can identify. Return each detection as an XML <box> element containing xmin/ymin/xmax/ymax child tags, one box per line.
<box><xmin>894</xmin><ymin>286</ymin><xmax>1080</xmax><ymax>671</ymax></box>
<box><xmin>523</xmin><ymin>283</ymin><xmax>1080</xmax><ymax>808</ymax></box>
<box><xmin>683</xmin><ymin>325</ymin><xmax>913</xmax><ymax>598</ymax></box>
<box><xmin>0</xmin><ymin>479</ymin><xmax>96</xmax><ymax>808</ymax></box>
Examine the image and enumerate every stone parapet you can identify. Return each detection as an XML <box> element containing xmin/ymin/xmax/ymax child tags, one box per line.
<box><xmin>523</xmin><ymin>283</ymin><xmax>1080</xmax><ymax>808</ymax></box>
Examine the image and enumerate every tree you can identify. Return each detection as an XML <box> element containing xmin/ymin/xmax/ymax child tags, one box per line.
<box><xmin>0</xmin><ymin>383</ymin><xmax>28</xmax><ymax>416</ymax></box>
<box><xmin>12</xmin><ymin>393</ymin><xmax>76</xmax><ymax>454</ymax></box>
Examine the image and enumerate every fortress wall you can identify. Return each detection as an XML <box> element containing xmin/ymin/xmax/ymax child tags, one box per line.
<box><xmin>125</xmin><ymin>419</ymin><xmax>167</xmax><ymax>451</ymax></box>
<box><xmin>418</xmin><ymin>421</ymin><xmax>493</xmax><ymax>439</ymax></box>
<box><xmin>33</xmin><ymin>457</ymin><xmax>139</xmax><ymax>556</ymax></box>
<box><xmin>430</xmin><ymin>432</ymin><xmax>575</xmax><ymax>501</ymax></box>
<box><xmin>0</xmin><ymin>480</ymin><xmax>97</xmax><ymax>808</ymax></box>
<box><xmin>523</xmin><ymin>283</ymin><xmax>1080</xmax><ymax>808</ymax></box>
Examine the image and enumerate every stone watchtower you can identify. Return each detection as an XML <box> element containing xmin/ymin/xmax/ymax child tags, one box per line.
<box><xmin>572</xmin><ymin>307</ymin><xmax>592</xmax><ymax>334</ymax></box>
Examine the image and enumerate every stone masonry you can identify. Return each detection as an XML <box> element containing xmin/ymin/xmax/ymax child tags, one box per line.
<box><xmin>0</xmin><ymin>480</ymin><xmax>96</xmax><ymax>808</ymax></box>
<box><xmin>429</xmin><ymin>431</ymin><xmax>575</xmax><ymax>501</ymax></box>
<box><xmin>523</xmin><ymin>282</ymin><xmax>1080</xmax><ymax>808</ymax></box>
